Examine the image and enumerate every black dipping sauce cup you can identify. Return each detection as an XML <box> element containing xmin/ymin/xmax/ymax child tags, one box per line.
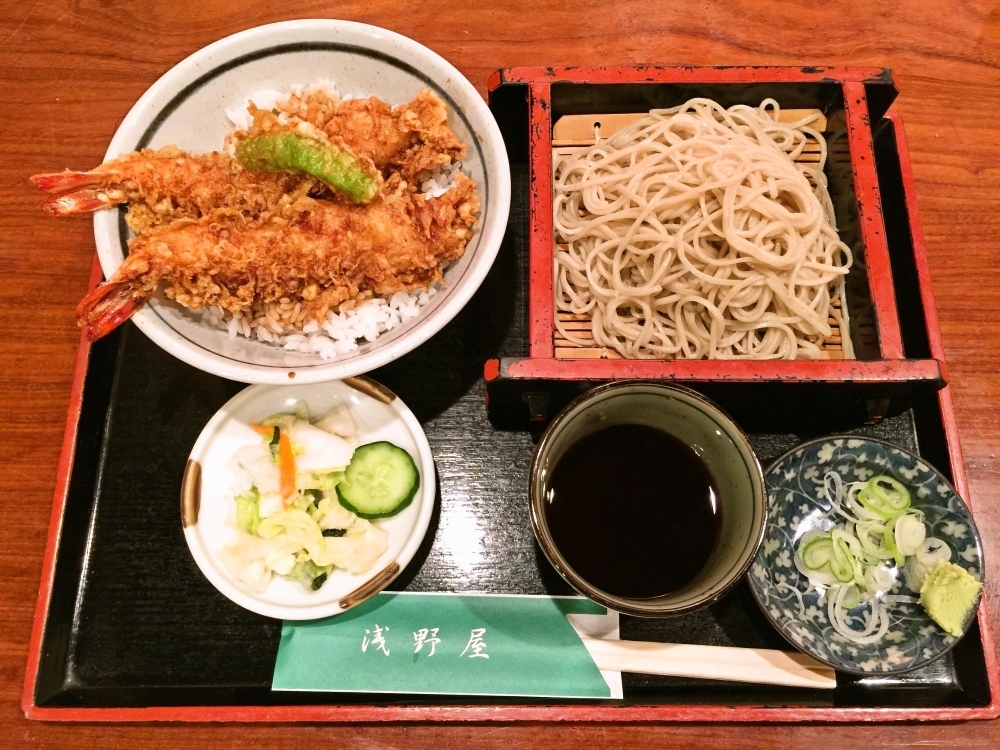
<box><xmin>529</xmin><ymin>381</ymin><xmax>766</xmax><ymax>617</ymax></box>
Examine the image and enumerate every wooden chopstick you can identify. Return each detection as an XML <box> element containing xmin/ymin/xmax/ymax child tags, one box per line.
<box><xmin>581</xmin><ymin>638</ymin><xmax>837</xmax><ymax>690</ymax></box>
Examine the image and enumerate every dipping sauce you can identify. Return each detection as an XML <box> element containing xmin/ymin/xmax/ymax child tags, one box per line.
<box><xmin>544</xmin><ymin>424</ymin><xmax>720</xmax><ymax>599</ymax></box>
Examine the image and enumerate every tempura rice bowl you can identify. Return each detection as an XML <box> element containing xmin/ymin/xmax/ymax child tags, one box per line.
<box><xmin>92</xmin><ymin>19</ymin><xmax>510</xmax><ymax>383</ymax></box>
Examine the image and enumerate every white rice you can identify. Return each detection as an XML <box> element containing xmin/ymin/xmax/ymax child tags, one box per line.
<box><xmin>203</xmin><ymin>81</ymin><xmax>462</xmax><ymax>360</ymax></box>
<box><xmin>224</xmin><ymin>78</ymin><xmax>343</xmax><ymax>132</ymax></box>
<box><xmin>202</xmin><ymin>286</ymin><xmax>439</xmax><ymax>358</ymax></box>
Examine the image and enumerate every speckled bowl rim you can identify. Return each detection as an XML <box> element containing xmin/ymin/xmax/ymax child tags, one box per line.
<box><xmin>529</xmin><ymin>381</ymin><xmax>767</xmax><ymax>618</ymax></box>
<box><xmin>747</xmin><ymin>434</ymin><xmax>986</xmax><ymax>676</ymax></box>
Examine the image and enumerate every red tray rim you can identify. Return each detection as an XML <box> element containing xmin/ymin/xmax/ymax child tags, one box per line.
<box><xmin>19</xmin><ymin>343</ymin><xmax>1000</xmax><ymax>722</ymax></box>
<box><xmin>23</xmin><ymin>113</ymin><xmax>999</xmax><ymax>723</ymax></box>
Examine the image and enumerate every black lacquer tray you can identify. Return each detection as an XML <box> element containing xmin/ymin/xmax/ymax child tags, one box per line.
<box><xmin>23</xmin><ymin>111</ymin><xmax>998</xmax><ymax>722</ymax></box>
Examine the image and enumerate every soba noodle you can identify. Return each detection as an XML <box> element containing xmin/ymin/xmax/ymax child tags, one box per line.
<box><xmin>553</xmin><ymin>98</ymin><xmax>853</xmax><ymax>360</ymax></box>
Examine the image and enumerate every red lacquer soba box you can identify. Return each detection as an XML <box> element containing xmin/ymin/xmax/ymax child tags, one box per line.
<box><xmin>484</xmin><ymin>66</ymin><xmax>947</xmax><ymax>423</ymax></box>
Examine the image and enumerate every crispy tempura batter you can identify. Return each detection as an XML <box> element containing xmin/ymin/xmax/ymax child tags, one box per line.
<box><xmin>245</xmin><ymin>88</ymin><xmax>467</xmax><ymax>181</ymax></box>
<box><xmin>31</xmin><ymin>147</ymin><xmax>316</xmax><ymax>234</ymax></box>
<box><xmin>80</xmin><ymin>174</ymin><xmax>479</xmax><ymax>335</ymax></box>
<box><xmin>35</xmin><ymin>90</ymin><xmax>468</xmax><ymax>235</ymax></box>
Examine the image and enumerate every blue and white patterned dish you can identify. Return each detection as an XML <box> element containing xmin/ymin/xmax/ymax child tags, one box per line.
<box><xmin>747</xmin><ymin>436</ymin><xmax>984</xmax><ymax>675</ymax></box>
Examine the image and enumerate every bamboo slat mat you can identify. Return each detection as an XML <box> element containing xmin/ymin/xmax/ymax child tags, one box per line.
<box><xmin>551</xmin><ymin>109</ymin><xmax>848</xmax><ymax>361</ymax></box>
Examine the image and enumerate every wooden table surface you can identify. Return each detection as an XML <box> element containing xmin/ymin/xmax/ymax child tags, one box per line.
<box><xmin>2</xmin><ymin>0</ymin><xmax>998</xmax><ymax>746</ymax></box>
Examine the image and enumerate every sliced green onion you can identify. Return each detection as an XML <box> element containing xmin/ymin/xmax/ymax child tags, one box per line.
<box><xmin>802</xmin><ymin>536</ymin><xmax>834</xmax><ymax>570</ymax></box>
<box><xmin>857</xmin><ymin>475</ymin><xmax>911</xmax><ymax>518</ymax></box>
<box><xmin>841</xmin><ymin>584</ymin><xmax>861</xmax><ymax>609</ymax></box>
<box><xmin>894</xmin><ymin>513</ymin><xmax>926</xmax><ymax>557</ymax></box>
<box><xmin>915</xmin><ymin>537</ymin><xmax>951</xmax><ymax>567</ymax></box>
<box><xmin>854</xmin><ymin>518</ymin><xmax>896</xmax><ymax>561</ymax></box>
<box><xmin>883</xmin><ymin>516</ymin><xmax>905</xmax><ymax>567</ymax></box>
<box><xmin>792</xmin><ymin>471</ymin><xmax>949</xmax><ymax>647</ymax></box>
<box><xmin>829</xmin><ymin>530</ymin><xmax>858</xmax><ymax>583</ymax></box>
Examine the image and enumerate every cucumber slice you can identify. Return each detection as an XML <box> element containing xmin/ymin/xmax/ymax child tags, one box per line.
<box><xmin>336</xmin><ymin>441</ymin><xmax>420</xmax><ymax>519</ymax></box>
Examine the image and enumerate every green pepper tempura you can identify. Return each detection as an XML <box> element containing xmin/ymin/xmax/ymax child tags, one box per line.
<box><xmin>236</xmin><ymin>132</ymin><xmax>382</xmax><ymax>204</ymax></box>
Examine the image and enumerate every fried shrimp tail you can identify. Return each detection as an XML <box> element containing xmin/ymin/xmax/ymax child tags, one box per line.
<box><xmin>30</xmin><ymin>170</ymin><xmax>107</xmax><ymax>193</ymax></box>
<box><xmin>30</xmin><ymin>170</ymin><xmax>135</xmax><ymax>215</ymax></box>
<box><xmin>76</xmin><ymin>278</ymin><xmax>149</xmax><ymax>342</ymax></box>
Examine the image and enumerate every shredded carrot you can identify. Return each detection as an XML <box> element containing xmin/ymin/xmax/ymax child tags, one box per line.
<box><xmin>250</xmin><ymin>423</ymin><xmax>274</xmax><ymax>437</ymax></box>
<box><xmin>278</xmin><ymin>431</ymin><xmax>296</xmax><ymax>505</ymax></box>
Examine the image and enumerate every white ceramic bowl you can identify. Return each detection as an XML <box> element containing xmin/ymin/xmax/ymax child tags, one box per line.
<box><xmin>94</xmin><ymin>19</ymin><xmax>510</xmax><ymax>383</ymax></box>
<box><xmin>183</xmin><ymin>378</ymin><xmax>435</xmax><ymax>620</ymax></box>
